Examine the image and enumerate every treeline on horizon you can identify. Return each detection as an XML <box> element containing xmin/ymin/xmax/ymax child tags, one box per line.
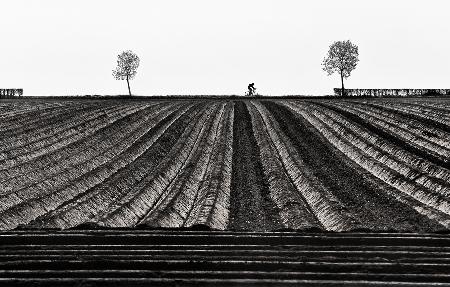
<box><xmin>2</xmin><ymin>41</ymin><xmax>449</xmax><ymax>99</ymax></box>
<box><xmin>7</xmin><ymin>91</ymin><xmax>449</xmax><ymax>100</ymax></box>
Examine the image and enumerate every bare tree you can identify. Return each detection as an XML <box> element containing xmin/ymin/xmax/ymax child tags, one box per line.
<box><xmin>322</xmin><ymin>40</ymin><xmax>359</xmax><ymax>96</ymax></box>
<box><xmin>112</xmin><ymin>50</ymin><xmax>140</xmax><ymax>97</ymax></box>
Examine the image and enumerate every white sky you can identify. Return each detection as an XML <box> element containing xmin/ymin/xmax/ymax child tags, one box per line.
<box><xmin>1</xmin><ymin>0</ymin><xmax>450</xmax><ymax>96</ymax></box>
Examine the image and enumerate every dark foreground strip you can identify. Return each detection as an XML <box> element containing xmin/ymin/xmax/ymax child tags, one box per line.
<box><xmin>0</xmin><ymin>230</ymin><xmax>450</xmax><ymax>286</ymax></box>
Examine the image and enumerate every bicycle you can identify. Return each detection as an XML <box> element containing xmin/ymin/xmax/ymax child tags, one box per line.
<box><xmin>245</xmin><ymin>88</ymin><xmax>258</xmax><ymax>97</ymax></box>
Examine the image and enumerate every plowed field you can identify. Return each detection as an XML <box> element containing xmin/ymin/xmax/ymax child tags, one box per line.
<box><xmin>2</xmin><ymin>97</ymin><xmax>450</xmax><ymax>286</ymax></box>
<box><xmin>2</xmin><ymin>98</ymin><xmax>450</xmax><ymax>232</ymax></box>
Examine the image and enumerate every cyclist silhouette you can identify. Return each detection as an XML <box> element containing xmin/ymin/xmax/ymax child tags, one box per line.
<box><xmin>248</xmin><ymin>83</ymin><xmax>256</xmax><ymax>96</ymax></box>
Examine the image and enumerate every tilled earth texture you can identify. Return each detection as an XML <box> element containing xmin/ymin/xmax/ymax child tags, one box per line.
<box><xmin>3</xmin><ymin>98</ymin><xmax>450</xmax><ymax>286</ymax></box>
<box><xmin>1</xmin><ymin>98</ymin><xmax>450</xmax><ymax>232</ymax></box>
<box><xmin>0</xmin><ymin>229</ymin><xmax>450</xmax><ymax>286</ymax></box>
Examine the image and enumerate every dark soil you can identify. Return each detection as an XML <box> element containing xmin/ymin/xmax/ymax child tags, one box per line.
<box><xmin>363</xmin><ymin>101</ymin><xmax>450</xmax><ymax>135</ymax></box>
<box><xmin>1</xmin><ymin>230</ymin><xmax>450</xmax><ymax>286</ymax></box>
<box><xmin>263</xmin><ymin>101</ymin><xmax>443</xmax><ymax>232</ymax></box>
<box><xmin>1</xmin><ymin>102</ymin><xmax>96</xmax><ymax>137</ymax></box>
<box><xmin>319</xmin><ymin>102</ymin><xmax>450</xmax><ymax>170</ymax></box>
<box><xmin>228</xmin><ymin>101</ymin><xmax>283</xmax><ymax>231</ymax></box>
<box><xmin>27</xmin><ymin>103</ymin><xmax>204</xmax><ymax>228</ymax></box>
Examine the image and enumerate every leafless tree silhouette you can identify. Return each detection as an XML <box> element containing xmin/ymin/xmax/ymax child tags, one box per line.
<box><xmin>112</xmin><ymin>50</ymin><xmax>140</xmax><ymax>97</ymax></box>
<box><xmin>322</xmin><ymin>40</ymin><xmax>359</xmax><ymax>96</ymax></box>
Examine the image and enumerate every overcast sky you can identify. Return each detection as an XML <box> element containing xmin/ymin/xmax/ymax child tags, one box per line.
<box><xmin>2</xmin><ymin>0</ymin><xmax>449</xmax><ymax>96</ymax></box>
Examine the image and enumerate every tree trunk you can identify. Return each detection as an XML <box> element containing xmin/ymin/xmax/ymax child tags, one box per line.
<box><xmin>340</xmin><ymin>71</ymin><xmax>345</xmax><ymax>97</ymax></box>
<box><xmin>126</xmin><ymin>76</ymin><xmax>131</xmax><ymax>97</ymax></box>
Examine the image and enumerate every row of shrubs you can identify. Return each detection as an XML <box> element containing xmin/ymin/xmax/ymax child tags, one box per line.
<box><xmin>334</xmin><ymin>89</ymin><xmax>450</xmax><ymax>97</ymax></box>
<box><xmin>0</xmin><ymin>89</ymin><xmax>23</xmax><ymax>98</ymax></box>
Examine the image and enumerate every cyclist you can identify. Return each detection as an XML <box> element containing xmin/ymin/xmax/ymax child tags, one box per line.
<box><xmin>248</xmin><ymin>83</ymin><xmax>256</xmax><ymax>96</ymax></box>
